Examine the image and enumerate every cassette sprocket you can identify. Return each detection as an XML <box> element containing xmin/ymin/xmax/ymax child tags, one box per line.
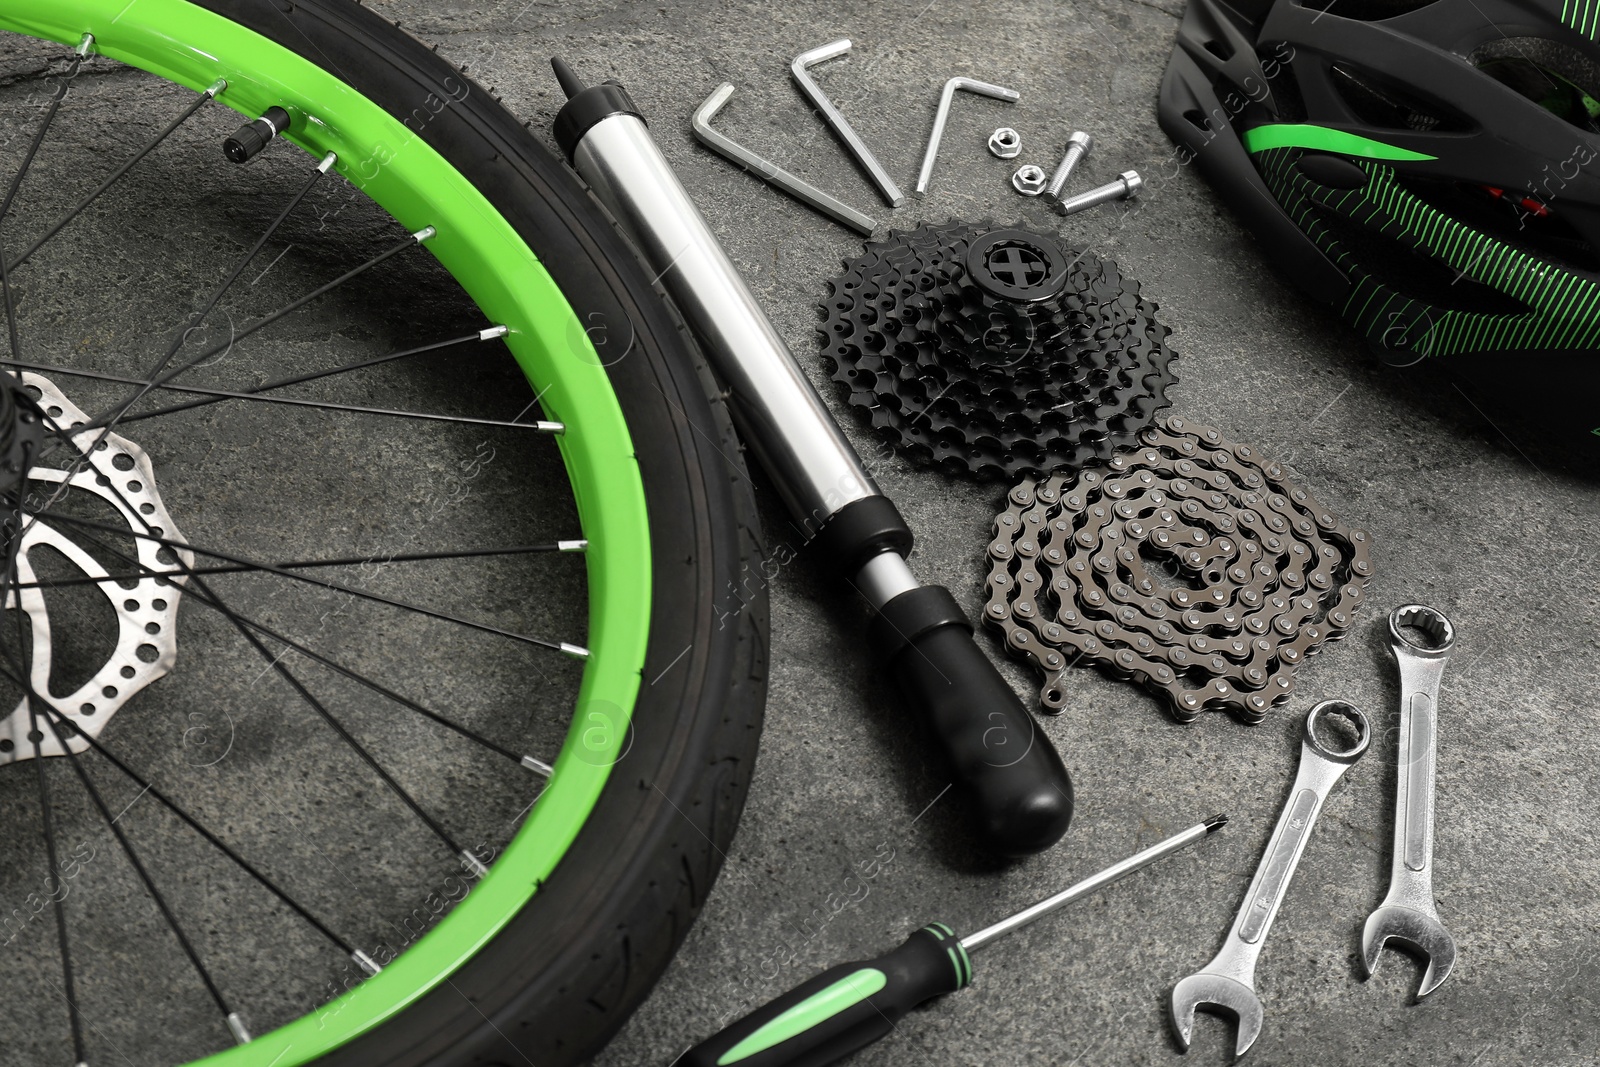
<box><xmin>819</xmin><ymin>220</ymin><xmax>1179</xmax><ymax>478</ymax></box>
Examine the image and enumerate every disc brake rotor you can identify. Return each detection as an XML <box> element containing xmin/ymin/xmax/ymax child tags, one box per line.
<box><xmin>0</xmin><ymin>373</ymin><xmax>190</xmax><ymax>763</ymax></box>
<box><xmin>982</xmin><ymin>416</ymin><xmax>1373</xmax><ymax>723</ymax></box>
<box><xmin>819</xmin><ymin>220</ymin><xmax>1179</xmax><ymax>478</ymax></box>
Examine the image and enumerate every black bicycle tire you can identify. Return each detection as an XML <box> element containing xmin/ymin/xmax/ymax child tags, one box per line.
<box><xmin>173</xmin><ymin>1</ymin><xmax>768</xmax><ymax>1063</ymax></box>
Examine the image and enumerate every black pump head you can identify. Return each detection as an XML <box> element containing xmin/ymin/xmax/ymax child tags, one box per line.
<box><xmin>549</xmin><ymin>56</ymin><xmax>644</xmax><ymax>160</ymax></box>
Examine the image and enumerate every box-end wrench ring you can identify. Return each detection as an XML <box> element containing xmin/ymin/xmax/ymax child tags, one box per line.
<box><xmin>1360</xmin><ymin>604</ymin><xmax>1459</xmax><ymax>999</ymax></box>
<box><xmin>1171</xmin><ymin>700</ymin><xmax>1370</xmax><ymax>1058</ymax></box>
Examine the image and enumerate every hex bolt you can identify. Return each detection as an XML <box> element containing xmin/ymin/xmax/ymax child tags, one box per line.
<box><xmin>1055</xmin><ymin>169</ymin><xmax>1141</xmax><ymax>215</ymax></box>
<box><xmin>1044</xmin><ymin>131</ymin><xmax>1093</xmax><ymax>202</ymax></box>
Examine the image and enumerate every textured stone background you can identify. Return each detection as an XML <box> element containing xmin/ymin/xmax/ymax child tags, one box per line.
<box><xmin>0</xmin><ymin>1</ymin><xmax>1595</xmax><ymax>1065</ymax></box>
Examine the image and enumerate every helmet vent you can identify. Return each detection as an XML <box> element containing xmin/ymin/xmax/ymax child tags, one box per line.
<box><xmin>1308</xmin><ymin>199</ymin><xmax>1533</xmax><ymax>316</ymax></box>
<box><xmin>1473</xmin><ymin>40</ymin><xmax>1600</xmax><ymax>133</ymax></box>
<box><xmin>1300</xmin><ymin>0</ymin><xmax>1441</xmax><ymax>20</ymax></box>
<box><xmin>1398</xmin><ymin>174</ymin><xmax>1600</xmax><ymax>274</ymax></box>
<box><xmin>1331</xmin><ymin>64</ymin><xmax>1473</xmax><ymax>132</ymax></box>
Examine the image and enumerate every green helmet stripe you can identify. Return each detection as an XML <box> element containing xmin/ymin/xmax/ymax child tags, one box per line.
<box><xmin>1258</xmin><ymin>144</ymin><xmax>1600</xmax><ymax>357</ymax></box>
<box><xmin>1242</xmin><ymin>123</ymin><xmax>1438</xmax><ymax>161</ymax></box>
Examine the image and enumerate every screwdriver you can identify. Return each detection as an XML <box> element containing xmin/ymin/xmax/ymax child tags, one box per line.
<box><xmin>679</xmin><ymin>815</ymin><xmax>1227</xmax><ymax>1067</ymax></box>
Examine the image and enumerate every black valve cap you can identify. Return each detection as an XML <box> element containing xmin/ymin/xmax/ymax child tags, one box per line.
<box><xmin>224</xmin><ymin>106</ymin><xmax>291</xmax><ymax>164</ymax></box>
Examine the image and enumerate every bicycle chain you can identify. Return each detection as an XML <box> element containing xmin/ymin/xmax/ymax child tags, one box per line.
<box><xmin>982</xmin><ymin>416</ymin><xmax>1373</xmax><ymax>723</ymax></box>
<box><xmin>819</xmin><ymin>220</ymin><xmax>1178</xmax><ymax>478</ymax></box>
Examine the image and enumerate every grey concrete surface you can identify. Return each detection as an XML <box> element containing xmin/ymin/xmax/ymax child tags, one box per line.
<box><xmin>353</xmin><ymin>2</ymin><xmax>1600</xmax><ymax>1065</ymax></box>
<box><xmin>0</xmin><ymin>1</ymin><xmax>1595</xmax><ymax>1066</ymax></box>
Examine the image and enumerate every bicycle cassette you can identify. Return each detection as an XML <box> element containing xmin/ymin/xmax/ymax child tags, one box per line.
<box><xmin>819</xmin><ymin>221</ymin><xmax>1178</xmax><ymax>478</ymax></box>
<box><xmin>982</xmin><ymin>416</ymin><xmax>1372</xmax><ymax>724</ymax></box>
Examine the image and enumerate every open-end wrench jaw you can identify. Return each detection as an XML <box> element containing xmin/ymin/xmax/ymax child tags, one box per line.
<box><xmin>1361</xmin><ymin>903</ymin><xmax>1458</xmax><ymax>998</ymax></box>
<box><xmin>1170</xmin><ymin>973</ymin><xmax>1264</xmax><ymax>1058</ymax></box>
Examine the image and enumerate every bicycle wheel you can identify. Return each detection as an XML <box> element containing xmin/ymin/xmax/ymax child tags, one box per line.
<box><xmin>0</xmin><ymin>1</ymin><xmax>766</xmax><ymax>1064</ymax></box>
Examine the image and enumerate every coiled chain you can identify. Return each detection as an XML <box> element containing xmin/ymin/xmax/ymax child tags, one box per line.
<box><xmin>982</xmin><ymin>416</ymin><xmax>1372</xmax><ymax>723</ymax></box>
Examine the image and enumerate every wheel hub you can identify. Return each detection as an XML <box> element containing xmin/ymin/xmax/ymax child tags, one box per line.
<box><xmin>0</xmin><ymin>373</ymin><xmax>190</xmax><ymax>764</ymax></box>
<box><xmin>0</xmin><ymin>370</ymin><xmax>45</xmax><ymax>497</ymax></box>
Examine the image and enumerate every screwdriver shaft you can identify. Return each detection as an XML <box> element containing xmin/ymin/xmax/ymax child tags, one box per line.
<box><xmin>681</xmin><ymin>815</ymin><xmax>1226</xmax><ymax>1067</ymax></box>
<box><xmin>960</xmin><ymin>815</ymin><xmax>1226</xmax><ymax>952</ymax></box>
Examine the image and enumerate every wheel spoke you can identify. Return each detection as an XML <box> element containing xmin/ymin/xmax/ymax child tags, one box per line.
<box><xmin>178</xmin><ymin>577</ymin><xmax>550</xmax><ymax>774</ymax></box>
<box><xmin>28</xmin><ymin>154</ymin><xmax>334</xmax><ymax>480</ymax></box>
<box><xmin>35</xmin><ymin>700</ymin><xmax>359</xmax><ymax>957</ymax></box>
<box><xmin>0</xmin><ymin>48</ymin><xmax>94</xmax><ymax>1061</ymax></box>
<box><xmin>212</xmin><ymin>609</ymin><xmax>481</xmax><ymax>871</ymax></box>
<box><xmin>32</xmin><ymin>710</ymin><xmax>242</xmax><ymax>1039</ymax></box>
<box><xmin>30</xmin><ymin>747</ymin><xmax>87</xmax><ymax>1065</ymax></box>
<box><xmin>28</xmin><ymin>378</ymin><xmax>562</xmax><ymax>864</ymax></box>
<box><xmin>23</xmin><ymin>484</ymin><xmax>524</xmax><ymax>878</ymax></box>
<box><xmin>24</xmin><ymin>516</ymin><xmax>558</xmax><ymax>773</ymax></box>
<box><xmin>73</xmin><ymin>228</ymin><xmax>435</xmax><ymax>435</ymax></box>
<box><xmin>1</xmin><ymin>231</ymin><xmax>19</xmax><ymax>368</ymax></box>
<box><xmin>5</xmin><ymin>356</ymin><xmax>563</xmax><ymax>433</ymax></box>
<box><xmin>4</xmin><ymin>468</ymin><xmax>88</xmax><ymax>1064</ymax></box>
<box><xmin>0</xmin><ymin>535</ymin><xmax>239</xmax><ymax>1043</ymax></box>
<box><xmin>111</xmin><ymin>327</ymin><xmax>506</xmax><ymax>425</ymax></box>
<box><xmin>0</xmin><ymin>48</ymin><xmax>82</xmax><ymax>230</ymax></box>
<box><xmin>111</xmin><ymin>494</ymin><xmax>492</xmax><ymax>874</ymax></box>
<box><xmin>4</xmin><ymin>79</ymin><xmax>224</xmax><ymax>275</ymax></box>
<box><xmin>34</xmin><ymin>508</ymin><xmax>590</xmax><ymax>656</ymax></box>
<box><xmin>8</xmin><ymin>540</ymin><xmax>585</xmax><ymax>590</ymax></box>
<box><xmin>0</xmin><ymin>49</ymin><xmax>78</xmax><ymax>370</ymax></box>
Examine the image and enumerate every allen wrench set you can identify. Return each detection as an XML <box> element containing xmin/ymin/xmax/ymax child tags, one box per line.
<box><xmin>687</xmin><ymin>37</ymin><xmax>1150</xmax><ymax>237</ymax></box>
<box><xmin>687</xmin><ymin>38</ymin><xmax>1141</xmax><ymax>234</ymax></box>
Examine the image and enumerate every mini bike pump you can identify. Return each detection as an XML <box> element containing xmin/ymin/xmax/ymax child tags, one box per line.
<box><xmin>551</xmin><ymin>58</ymin><xmax>1072</xmax><ymax>855</ymax></box>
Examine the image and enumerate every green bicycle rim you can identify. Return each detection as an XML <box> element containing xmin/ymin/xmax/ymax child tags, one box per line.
<box><xmin>0</xmin><ymin>1</ymin><xmax>652</xmax><ymax>1064</ymax></box>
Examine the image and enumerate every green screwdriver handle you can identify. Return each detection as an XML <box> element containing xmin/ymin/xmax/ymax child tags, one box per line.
<box><xmin>679</xmin><ymin>924</ymin><xmax>971</xmax><ymax>1067</ymax></box>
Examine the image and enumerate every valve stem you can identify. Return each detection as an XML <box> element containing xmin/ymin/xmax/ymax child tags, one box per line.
<box><xmin>224</xmin><ymin>106</ymin><xmax>291</xmax><ymax>164</ymax></box>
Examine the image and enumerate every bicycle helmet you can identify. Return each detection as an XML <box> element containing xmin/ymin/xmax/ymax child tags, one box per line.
<box><xmin>1159</xmin><ymin>0</ymin><xmax>1600</xmax><ymax>438</ymax></box>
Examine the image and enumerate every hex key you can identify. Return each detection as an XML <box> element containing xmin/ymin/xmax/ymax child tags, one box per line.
<box><xmin>792</xmin><ymin>39</ymin><xmax>906</xmax><ymax>207</ymax></box>
<box><xmin>691</xmin><ymin>83</ymin><xmax>877</xmax><ymax>236</ymax></box>
<box><xmin>915</xmin><ymin>76</ymin><xmax>1020</xmax><ymax>197</ymax></box>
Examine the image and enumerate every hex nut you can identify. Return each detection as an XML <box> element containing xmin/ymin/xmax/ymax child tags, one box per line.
<box><xmin>988</xmin><ymin>127</ymin><xmax>1022</xmax><ymax>160</ymax></box>
<box><xmin>1012</xmin><ymin>164</ymin><xmax>1047</xmax><ymax>196</ymax></box>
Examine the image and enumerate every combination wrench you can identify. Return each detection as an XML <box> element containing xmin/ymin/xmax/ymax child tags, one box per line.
<box><xmin>1170</xmin><ymin>700</ymin><xmax>1370</xmax><ymax>1057</ymax></box>
<box><xmin>1360</xmin><ymin>604</ymin><xmax>1459</xmax><ymax>998</ymax></box>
